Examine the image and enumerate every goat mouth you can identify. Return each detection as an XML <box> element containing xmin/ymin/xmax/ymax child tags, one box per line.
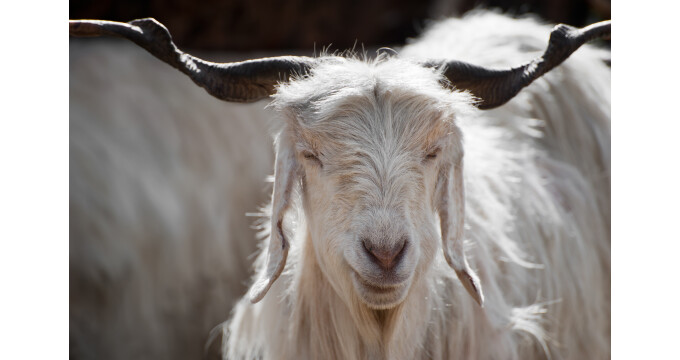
<box><xmin>358</xmin><ymin>278</ymin><xmax>400</xmax><ymax>294</ymax></box>
<box><xmin>351</xmin><ymin>272</ymin><xmax>410</xmax><ymax>309</ymax></box>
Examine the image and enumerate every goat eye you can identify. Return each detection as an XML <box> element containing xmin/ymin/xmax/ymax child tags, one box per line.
<box><xmin>302</xmin><ymin>151</ymin><xmax>323</xmax><ymax>167</ymax></box>
<box><xmin>424</xmin><ymin>148</ymin><xmax>440</xmax><ymax>162</ymax></box>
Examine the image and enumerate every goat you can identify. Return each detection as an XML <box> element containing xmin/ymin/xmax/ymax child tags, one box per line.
<box><xmin>70</xmin><ymin>10</ymin><xmax>610</xmax><ymax>360</ymax></box>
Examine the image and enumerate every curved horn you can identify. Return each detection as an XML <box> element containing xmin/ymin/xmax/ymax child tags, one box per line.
<box><xmin>69</xmin><ymin>18</ymin><xmax>317</xmax><ymax>102</ymax></box>
<box><xmin>427</xmin><ymin>20</ymin><xmax>611</xmax><ymax>109</ymax></box>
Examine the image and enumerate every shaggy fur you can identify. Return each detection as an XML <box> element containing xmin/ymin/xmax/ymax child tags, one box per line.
<box><xmin>69</xmin><ymin>41</ymin><xmax>274</xmax><ymax>359</ymax></box>
<box><xmin>223</xmin><ymin>11</ymin><xmax>610</xmax><ymax>360</ymax></box>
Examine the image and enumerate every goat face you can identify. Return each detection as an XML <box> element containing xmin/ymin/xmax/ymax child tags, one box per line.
<box><xmin>270</xmin><ymin>59</ymin><xmax>472</xmax><ymax>309</ymax></box>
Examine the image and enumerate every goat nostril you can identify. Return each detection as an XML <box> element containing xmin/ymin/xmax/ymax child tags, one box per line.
<box><xmin>363</xmin><ymin>238</ymin><xmax>408</xmax><ymax>270</ymax></box>
<box><xmin>362</xmin><ymin>238</ymin><xmax>372</xmax><ymax>255</ymax></box>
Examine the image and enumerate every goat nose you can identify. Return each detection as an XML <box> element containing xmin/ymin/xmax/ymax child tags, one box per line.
<box><xmin>362</xmin><ymin>238</ymin><xmax>407</xmax><ymax>270</ymax></box>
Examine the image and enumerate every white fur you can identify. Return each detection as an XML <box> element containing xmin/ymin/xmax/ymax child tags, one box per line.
<box><xmin>224</xmin><ymin>11</ymin><xmax>610</xmax><ymax>360</ymax></box>
<box><xmin>69</xmin><ymin>41</ymin><xmax>274</xmax><ymax>359</ymax></box>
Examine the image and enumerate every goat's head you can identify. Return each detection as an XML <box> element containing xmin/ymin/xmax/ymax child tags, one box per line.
<box><xmin>70</xmin><ymin>18</ymin><xmax>610</xmax><ymax>309</ymax></box>
<box><xmin>269</xmin><ymin>58</ymin><xmax>477</xmax><ymax>309</ymax></box>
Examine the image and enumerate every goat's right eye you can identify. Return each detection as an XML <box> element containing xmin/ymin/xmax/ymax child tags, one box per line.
<box><xmin>302</xmin><ymin>151</ymin><xmax>323</xmax><ymax>167</ymax></box>
<box><xmin>423</xmin><ymin>147</ymin><xmax>441</xmax><ymax>163</ymax></box>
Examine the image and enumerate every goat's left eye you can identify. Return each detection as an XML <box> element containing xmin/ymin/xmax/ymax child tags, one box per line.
<box><xmin>302</xmin><ymin>151</ymin><xmax>323</xmax><ymax>167</ymax></box>
<box><xmin>424</xmin><ymin>148</ymin><xmax>440</xmax><ymax>162</ymax></box>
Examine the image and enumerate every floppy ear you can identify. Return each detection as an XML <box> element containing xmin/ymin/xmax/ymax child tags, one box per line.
<box><xmin>248</xmin><ymin>132</ymin><xmax>298</xmax><ymax>303</ymax></box>
<box><xmin>437</xmin><ymin>157</ymin><xmax>485</xmax><ymax>307</ymax></box>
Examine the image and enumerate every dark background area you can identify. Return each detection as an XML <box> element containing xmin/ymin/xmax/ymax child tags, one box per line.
<box><xmin>70</xmin><ymin>0</ymin><xmax>610</xmax><ymax>51</ymax></box>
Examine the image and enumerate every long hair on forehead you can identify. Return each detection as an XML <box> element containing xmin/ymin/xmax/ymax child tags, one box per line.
<box><xmin>270</xmin><ymin>55</ymin><xmax>477</xmax><ymax>143</ymax></box>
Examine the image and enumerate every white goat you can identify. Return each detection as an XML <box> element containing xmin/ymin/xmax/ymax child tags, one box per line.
<box><xmin>70</xmin><ymin>10</ymin><xmax>610</xmax><ymax>360</ymax></box>
<box><xmin>224</xmin><ymin>13</ymin><xmax>610</xmax><ymax>360</ymax></box>
<box><xmin>69</xmin><ymin>41</ymin><xmax>274</xmax><ymax>359</ymax></box>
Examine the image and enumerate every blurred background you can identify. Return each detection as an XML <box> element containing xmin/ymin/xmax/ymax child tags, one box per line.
<box><xmin>70</xmin><ymin>0</ymin><xmax>610</xmax><ymax>51</ymax></box>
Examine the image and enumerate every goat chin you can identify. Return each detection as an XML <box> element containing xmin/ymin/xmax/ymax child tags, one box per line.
<box><xmin>351</xmin><ymin>271</ymin><xmax>412</xmax><ymax>310</ymax></box>
<box><xmin>223</xmin><ymin>11</ymin><xmax>610</xmax><ymax>360</ymax></box>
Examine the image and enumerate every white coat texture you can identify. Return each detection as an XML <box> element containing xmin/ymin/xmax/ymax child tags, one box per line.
<box><xmin>70</xmin><ymin>41</ymin><xmax>274</xmax><ymax>359</ymax></box>
<box><xmin>223</xmin><ymin>11</ymin><xmax>610</xmax><ymax>360</ymax></box>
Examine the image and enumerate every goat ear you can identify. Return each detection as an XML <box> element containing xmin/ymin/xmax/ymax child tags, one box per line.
<box><xmin>437</xmin><ymin>159</ymin><xmax>485</xmax><ymax>307</ymax></box>
<box><xmin>248</xmin><ymin>133</ymin><xmax>298</xmax><ymax>303</ymax></box>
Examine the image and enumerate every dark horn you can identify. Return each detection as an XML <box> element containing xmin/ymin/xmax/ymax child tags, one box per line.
<box><xmin>427</xmin><ymin>20</ymin><xmax>611</xmax><ymax>109</ymax></box>
<box><xmin>69</xmin><ymin>18</ymin><xmax>317</xmax><ymax>102</ymax></box>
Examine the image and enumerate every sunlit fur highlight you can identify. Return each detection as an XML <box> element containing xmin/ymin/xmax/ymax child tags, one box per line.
<box><xmin>224</xmin><ymin>11</ymin><xmax>610</xmax><ymax>360</ymax></box>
